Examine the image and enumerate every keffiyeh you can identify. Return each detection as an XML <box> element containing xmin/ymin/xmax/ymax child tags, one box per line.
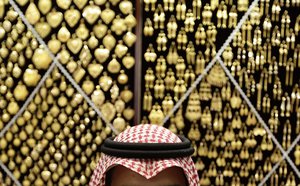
<box><xmin>89</xmin><ymin>124</ymin><xmax>199</xmax><ymax>186</ymax></box>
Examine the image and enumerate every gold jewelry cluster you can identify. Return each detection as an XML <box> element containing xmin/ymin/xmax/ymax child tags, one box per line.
<box><xmin>142</xmin><ymin>0</ymin><xmax>300</xmax><ymax>185</ymax></box>
<box><xmin>0</xmin><ymin>0</ymin><xmax>136</xmax><ymax>184</ymax></box>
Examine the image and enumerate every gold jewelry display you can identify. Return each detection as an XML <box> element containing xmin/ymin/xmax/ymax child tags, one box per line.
<box><xmin>141</xmin><ymin>0</ymin><xmax>300</xmax><ymax>184</ymax></box>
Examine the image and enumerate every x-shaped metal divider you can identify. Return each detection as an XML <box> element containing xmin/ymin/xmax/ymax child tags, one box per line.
<box><xmin>0</xmin><ymin>0</ymin><xmax>299</xmax><ymax>185</ymax></box>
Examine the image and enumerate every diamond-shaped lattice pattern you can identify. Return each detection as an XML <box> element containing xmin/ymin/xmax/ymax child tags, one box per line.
<box><xmin>0</xmin><ymin>67</ymin><xmax>114</xmax><ymax>185</ymax></box>
<box><xmin>0</xmin><ymin>1</ymin><xmax>53</xmax><ymax>130</ymax></box>
<box><xmin>221</xmin><ymin>0</ymin><xmax>300</xmax><ymax>146</ymax></box>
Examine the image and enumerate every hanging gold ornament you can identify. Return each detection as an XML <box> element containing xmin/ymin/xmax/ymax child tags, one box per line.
<box><xmin>32</xmin><ymin>47</ymin><xmax>52</xmax><ymax>69</ymax></box>
<box><xmin>93</xmin><ymin>21</ymin><xmax>107</xmax><ymax>39</ymax></box>
<box><xmin>119</xmin><ymin>0</ymin><xmax>133</xmax><ymax>14</ymax></box>
<box><xmin>122</xmin><ymin>54</ymin><xmax>135</xmax><ymax>69</ymax></box>
<box><xmin>101</xmin><ymin>3</ymin><xmax>115</xmax><ymax>24</ymax></box>
<box><xmin>123</xmin><ymin>30</ymin><xmax>137</xmax><ymax>47</ymax></box>
<box><xmin>64</xmin><ymin>6</ymin><xmax>81</xmax><ymax>28</ymax></box>
<box><xmin>56</xmin><ymin>0</ymin><xmax>71</xmax><ymax>10</ymax></box>
<box><xmin>83</xmin><ymin>1</ymin><xmax>101</xmax><ymax>25</ymax></box>
<box><xmin>23</xmin><ymin>68</ymin><xmax>41</xmax><ymax>87</ymax></box>
<box><xmin>103</xmin><ymin>30</ymin><xmax>116</xmax><ymax>51</ymax></box>
<box><xmin>73</xmin><ymin>0</ymin><xmax>88</xmax><ymax>9</ymax></box>
<box><xmin>100</xmin><ymin>102</ymin><xmax>116</xmax><ymax>122</ymax></box>
<box><xmin>57</xmin><ymin>24</ymin><xmax>71</xmax><ymax>42</ymax></box>
<box><xmin>46</xmin><ymin>10</ymin><xmax>63</xmax><ymax>28</ymax></box>
<box><xmin>25</xmin><ymin>2</ymin><xmax>41</xmax><ymax>25</ymax></box>
<box><xmin>107</xmin><ymin>55</ymin><xmax>121</xmax><ymax>74</ymax></box>
<box><xmin>66</xmin><ymin>35</ymin><xmax>83</xmax><ymax>54</ymax></box>
<box><xmin>38</xmin><ymin>0</ymin><xmax>52</xmax><ymax>15</ymax></box>
<box><xmin>99</xmin><ymin>72</ymin><xmax>113</xmax><ymax>92</ymax></box>
<box><xmin>87</xmin><ymin>63</ymin><xmax>103</xmax><ymax>78</ymax></box>
<box><xmin>94</xmin><ymin>46</ymin><xmax>110</xmax><ymax>63</ymax></box>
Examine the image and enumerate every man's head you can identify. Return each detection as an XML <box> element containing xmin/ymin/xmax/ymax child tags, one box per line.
<box><xmin>89</xmin><ymin>124</ymin><xmax>199</xmax><ymax>186</ymax></box>
<box><xmin>106</xmin><ymin>166</ymin><xmax>188</xmax><ymax>186</ymax></box>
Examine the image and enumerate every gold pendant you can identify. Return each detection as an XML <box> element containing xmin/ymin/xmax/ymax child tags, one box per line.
<box><xmin>123</xmin><ymin>107</ymin><xmax>134</xmax><ymax>120</ymax></box>
<box><xmin>94</xmin><ymin>46</ymin><xmax>110</xmax><ymax>63</ymax></box>
<box><xmin>73</xmin><ymin>0</ymin><xmax>88</xmax><ymax>9</ymax></box>
<box><xmin>93</xmin><ymin>21</ymin><xmax>107</xmax><ymax>39</ymax></box>
<box><xmin>34</xmin><ymin>20</ymin><xmax>51</xmax><ymax>38</ymax></box>
<box><xmin>25</xmin><ymin>2</ymin><xmax>41</xmax><ymax>25</ymax></box>
<box><xmin>83</xmin><ymin>2</ymin><xmax>101</xmax><ymax>25</ymax></box>
<box><xmin>119</xmin><ymin>0</ymin><xmax>133</xmax><ymax>14</ymax></box>
<box><xmin>66</xmin><ymin>36</ymin><xmax>83</xmax><ymax>54</ymax></box>
<box><xmin>113</xmin><ymin>114</ymin><xmax>126</xmax><ymax>132</ymax></box>
<box><xmin>16</xmin><ymin>0</ymin><xmax>29</xmax><ymax>6</ymax></box>
<box><xmin>101</xmin><ymin>3</ymin><xmax>115</xmax><ymax>24</ymax></box>
<box><xmin>111</xmin><ymin>15</ymin><xmax>126</xmax><ymax>35</ymax></box>
<box><xmin>107</xmin><ymin>55</ymin><xmax>121</xmax><ymax>74</ymax></box>
<box><xmin>38</xmin><ymin>0</ymin><xmax>52</xmax><ymax>15</ymax></box>
<box><xmin>23</xmin><ymin>68</ymin><xmax>41</xmax><ymax>87</ymax></box>
<box><xmin>87</xmin><ymin>63</ymin><xmax>103</xmax><ymax>78</ymax></box>
<box><xmin>91</xmin><ymin>88</ymin><xmax>105</xmax><ymax>107</ymax></box>
<box><xmin>118</xmin><ymin>70</ymin><xmax>128</xmax><ymax>84</ymax></box>
<box><xmin>115</xmin><ymin>41</ymin><xmax>128</xmax><ymax>58</ymax></box>
<box><xmin>57</xmin><ymin>24</ymin><xmax>71</xmax><ymax>42</ymax></box>
<box><xmin>64</xmin><ymin>7</ymin><xmax>81</xmax><ymax>28</ymax></box>
<box><xmin>13</xmin><ymin>83</ymin><xmax>29</xmax><ymax>101</ymax></box>
<box><xmin>100</xmin><ymin>102</ymin><xmax>116</xmax><ymax>122</ymax></box>
<box><xmin>48</xmin><ymin>35</ymin><xmax>61</xmax><ymax>54</ymax></box>
<box><xmin>120</xmin><ymin>88</ymin><xmax>133</xmax><ymax>103</ymax></box>
<box><xmin>32</xmin><ymin>47</ymin><xmax>52</xmax><ymax>69</ymax></box>
<box><xmin>56</xmin><ymin>0</ymin><xmax>71</xmax><ymax>9</ymax></box>
<box><xmin>122</xmin><ymin>54</ymin><xmax>135</xmax><ymax>69</ymax></box>
<box><xmin>99</xmin><ymin>72</ymin><xmax>113</xmax><ymax>91</ymax></box>
<box><xmin>46</xmin><ymin>10</ymin><xmax>63</xmax><ymax>28</ymax></box>
<box><xmin>103</xmin><ymin>30</ymin><xmax>116</xmax><ymax>51</ymax></box>
<box><xmin>123</xmin><ymin>30</ymin><xmax>136</xmax><ymax>47</ymax></box>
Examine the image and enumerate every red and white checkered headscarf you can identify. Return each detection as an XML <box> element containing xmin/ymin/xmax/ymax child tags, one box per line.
<box><xmin>89</xmin><ymin>124</ymin><xmax>199</xmax><ymax>186</ymax></box>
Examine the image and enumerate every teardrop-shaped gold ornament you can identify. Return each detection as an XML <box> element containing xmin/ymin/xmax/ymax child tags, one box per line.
<box><xmin>13</xmin><ymin>84</ymin><xmax>29</xmax><ymax>101</ymax></box>
<box><xmin>35</xmin><ymin>20</ymin><xmax>51</xmax><ymax>38</ymax></box>
<box><xmin>57</xmin><ymin>25</ymin><xmax>71</xmax><ymax>42</ymax></box>
<box><xmin>48</xmin><ymin>35</ymin><xmax>61</xmax><ymax>54</ymax></box>
<box><xmin>67</xmin><ymin>36</ymin><xmax>83</xmax><ymax>54</ymax></box>
<box><xmin>103</xmin><ymin>31</ymin><xmax>116</xmax><ymax>51</ymax></box>
<box><xmin>32</xmin><ymin>47</ymin><xmax>52</xmax><ymax>69</ymax></box>
<box><xmin>64</xmin><ymin>7</ymin><xmax>81</xmax><ymax>28</ymax></box>
<box><xmin>73</xmin><ymin>0</ymin><xmax>88</xmax><ymax>9</ymax></box>
<box><xmin>82</xmin><ymin>79</ymin><xmax>95</xmax><ymax>95</ymax></box>
<box><xmin>110</xmin><ymin>83</ymin><xmax>119</xmax><ymax>101</ymax></box>
<box><xmin>115</xmin><ymin>42</ymin><xmax>128</xmax><ymax>58</ymax></box>
<box><xmin>16</xmin><ymin>0</ymin><xmax>29</xmax><ymax>6</ymax></box>
<box><xmin>25</xmin><ymin>2</ymin><xmax>41</xmax><ymax>25</ymax></box>
<box><xmin>123</xmin><ymin>31</ymin><xmax>136</xmax><ymax>47</ymax></box>
<box><xmin>119</xmin><ymin>0</ymin><xmax>133</xmax><ymax>14</ymax></box>
<box><xmin>46</xmin><ymin>10</ymin><xmax>63</xmax><ymax>28</ymax></box>
<box><xmin>123</xmin><ymin>107</ymin><xmax>134</xmax><ymax>121</ymax></box>
<box><xmin>107</xmin><ymin>56</ymin><xmax>121</xmax><ymax>74</ymax></box>
<box><xmin>23</xmin><ymin>68</ymin><xmax>41</xmax><ymax>87</ymax></box>
<box><xmin>82</xmin><ymin>2</ymin><xmax>101</xmax><ymax>25</ymax></box>
<box><xmin>38</xmin><ymin>0</ymin><xmax>52</xmax><ymax>15</ymax></box>
<box><xmin>120</xmin><ymin>88</ymin><xmax>133</xmax><ymax>103</ymax></box>
<box><xmin>122</xmin><ymin>54</ymin><xmax>135</xmax><ymax>69</ymax></box>
<box><xmin>87</xmin><ymin>63</ymin><xmax>103</xmax><ymax>78</ymax></box>
<box><xmin>56</xmin><ymin>0</ymin><xmax>71</xmax><ymax>9</ymax></box>
<box><xmin>99</xmin><ymin>72</ymin><xmax>113</xmax><ymax>92</ymax></box>
<box><xmin>93</xmin><ymin>22</ymin><xmax>107</xmax><ymax>39</ymax></box>
<box><xmin>113</xmin><ymin>114</ymin><xmax>126</xmax><ymax>132</ymax></box>
<box><xmin>94</xmin><ymin>46</ymin><xmax>110</xmax><ymax>63</ymax></box>
<box><xmin>101</xmin><ymin>3</ymin><xmax>115</xmax><ymax>24</ymax></box>
<box><xmin>91</xmin><ymin>88</ymin><xmax>105</xmax><ymax>107</ymax></box>
<box><xmin>100</xmin><ymin>102</ymin><xmax>116</xmax><ymax>122</ymax></box>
